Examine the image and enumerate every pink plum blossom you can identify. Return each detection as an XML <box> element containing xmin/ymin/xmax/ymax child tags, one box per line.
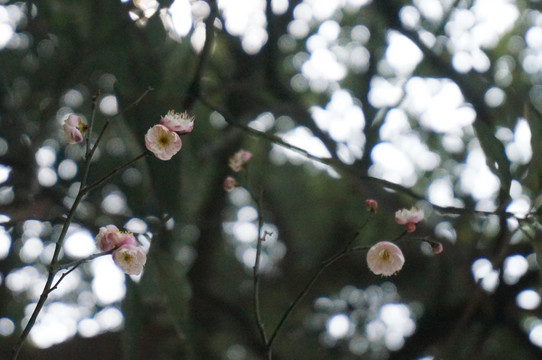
<box><xmin>365</xmin><ymin>199</ymin><xmax>378</xmax><ymax>213</ymax></box>
<box><xmin>229</xmin><ymin>150</ymin><xmax>252</xmax><ymax>172</ymax></box>
<box><xmin>63</xmin><ymin>114</ymin><xmax>87</xmax><ymax>144</ymax></box>
<box><xmin>96</xmin><ymin>225</ymin><xmax>137</xmax><ymax>252</ymax></box>
<box><xmin>223</xmin><ymin>176</ymin><xmax>238</xmax><ymax>192</ymax></box>
<box><xmin>395</xmin><ymin>206</ymin><xmax>424</xmax><ymax>232</ymax></box>
<box><xmin>160</xmin><ymin>110</ymin><xmax>195</xmax><ymax>134</ymax></box>
<box><xmin>145</xmin><ymin>124</ymin><xmax>183</xmax><ymax>160</ymax></box>
<box><xmin>366</xmin><ymin>241</ymin><xmax>405</xmax><ymax>277</ymax></box>
<box><xmin>112</xmin><ymin>244</ymin><xmax>147</xmax><ymax>275</ymax></box>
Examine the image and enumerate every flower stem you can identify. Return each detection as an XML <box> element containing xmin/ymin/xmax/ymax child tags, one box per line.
<box><xmin>11</xmin><ymin>89</ymin><xmax>152</xmax><ymax>360</ymax></box>
<box><xmin>83</xmin><ymin>151</ymin><xmax>149</xmax><ymax>194</ymax></box>
<box><xmin>266</xmin><ymin>235</ymin><xmax>369</xmax><ymax>349</ymax></box>
<box><xmin>12</xmin><ymin>184</ymin><xmax>86</xmax><ymax>360</ymax></box>
<box><xmin>248</xmin><ymin>187</ymin><xmax>272</xmax><ymax>358</ymax></box>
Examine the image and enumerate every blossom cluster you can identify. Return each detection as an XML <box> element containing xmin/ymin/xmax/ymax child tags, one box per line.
<box><xmin>223</xmin><ymin>149</ymin><xmax>252</xmax><ymax>192</ymax></box>
<box><xmin>96</xmin><ymin>225</ymin><xmax>147</xmax><ymax>275</ymax></box>
<box><xmin>145</xmin><ymin>110</ymin><xmax>195</xmax><ymax>160</ymax></box>
<box><xmin>365</xmin><ymin>204</ymin><xmax>442</xmax><ymax>277</ymax></box>
<box><xmin>62</xmin><ymin>110</ymin><xmax>195</xmax><ymax>162</ymax></box>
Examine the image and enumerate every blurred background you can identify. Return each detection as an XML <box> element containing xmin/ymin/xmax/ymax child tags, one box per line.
<box><xmin>1</xmin><ymin>0</ymin><xmax>542</xmax><ymax>359</ymax></box>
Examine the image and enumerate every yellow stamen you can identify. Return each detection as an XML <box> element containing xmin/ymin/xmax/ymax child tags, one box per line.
<box><xmin>379</xmin><ymin>250</ymin><xmax>390</xmax><ymax>261</ymax></box>
<box><xmin>158</xmin><ymin>135</ymin><xmax>170</xmax><ymax>146</ymax></box>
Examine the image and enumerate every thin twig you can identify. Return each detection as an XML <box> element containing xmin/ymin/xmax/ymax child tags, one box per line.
<box><xmin>11</xmin><ymin>89</ymin><xmax>153</xmax><ymax>360</ymax></box>
<box><xmin>54</xmin><ymin>249</ymin><xmax>115</xmax><ymax>272</ymax></box>
<box><xmin>246</xmin><ymin>185</ymin><xmax>272</xmax><ymax>358</ymax></box>
<box><xmin>86</xmin><ymin>91</ymin><xmax>101</xmax><ymax>157</ymax></box>
<box><xmin>254</xmin><ymin>225</ymin><xmax>271</xmax><ymax>355</ymax></box>
<box><xmin>88</xmin><ymin>87</ymin><xmax>153</xmax><ymax>159</ymax></box>
<box><xmin>267</xmin><ymin>243</ymin><xmax>369</xmax><ymax>348</ymax></box>
<box><xmin>198</xmin><ymin>96</ymin><xmax>511</xmax><ymax>218</ymax></box>
<box><xmin>12</xmin><ymin>182</ymin><xmax>86</xmax><ymax>360</ymax></box>
<box><xmin>49</xmin><ymin>250</ymin><xmax>115</xmax><ymax>293</ymax></box>
<box><xmin>83</xmin><ymin>151</ymin><xmax>149</xmax><ymax>194</ymax></box>
<box><xmin>182</xmin><ymin>0</ymin><xmax>217</xmax><ymax>110</ymax></box>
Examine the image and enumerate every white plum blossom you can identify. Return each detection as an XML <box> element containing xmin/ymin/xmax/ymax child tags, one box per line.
<box><xmin>395</xmin><ymin>206</ymin><xmax>424</xmax><ymax>232</ymax></box>
<box><xmin>367</xmin><ymin>241</ymin><xmax>405</xmax><ymax>276</ymax></box>
<box><xmin>113</xmin><ymin>244</ymin><xmax>147</xmax><ymax>276</ymax></box>
<box><xmin>63</xmin><ymin>114</ymin><xmax>87</xmax><ymax>144</ymax></box>
<box><xmin>160</xmin><ymin>110</ymin><xmax>195</xmax><ymax>134</ymax></box>
<box><xmin>145</xmin><ymin>124</ymin><xmax>183</xmax><ymax>160</ymax></box>
<box><xmin>229</xmin><ymin>150</ymin><xmax>252</xmax><ymax>172</ymax></box>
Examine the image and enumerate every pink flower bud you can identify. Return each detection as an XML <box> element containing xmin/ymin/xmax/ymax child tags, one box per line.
<box><xmin>118</xmin><ymin>232</ymin><xmax>138</xmax><ymax>248</ymax></box>
<box><xmin>365</xmin><ymin>199</ymin><xmax>378</xmax><ymax>213</ymax></box>
<box><xmin>229</xmin><ymin>150</ymin><xmax>252</xmax><ymax>172</ymax></box>
<box><xmin>112</xmin><ymin>244</ymin><xmax>147</xmax><ymax>275</ymax></box>
<box><xmin>96</xmin><ymin>225</ymin><xmax>120</xmax><ymax>252</ymax></box>
<box><xmin>160</xmin><ymin>110</ymin><xmax>195</xmax><ymax>134</ymax></box>
<box><xmin>366</xmin><ymin>241</ymin><xmax>405</xmax><ymax>277</ymax></box>
<box><xmin>145</xmin><ymin>124</ymin><xmax>183</xmax><ymax>161</ymax></box>
<box><xmin>430</xmin><ymin>241</ymin><xmax>443</xmax><ymax>255</ymax></box>
<box><xmin>223</xmin><ymin>176</ymin><xmax>239</xmax><ymax>192</ymax></box>
<box><xmin>63</xmin><ymin>114</ymin><xmax>87</xmax><ymax>144</ymax></box>
<box><xmin>405</xmin><ymin>222</ymin><xmax>417</xmax><ymax>233</ymax></box>
<box><xmin>96</xmin><ymin>225</ymin><xmax>137</xmax><ymax>252</ymax></box>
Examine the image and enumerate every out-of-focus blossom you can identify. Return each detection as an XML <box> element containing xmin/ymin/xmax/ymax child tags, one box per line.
<box><xmin>145</xmin><ymin>124</ymin><xmax>183</xmax><ymax>160</ymax></box>
<box><xmin>160</xmin><ymin>110</ymin><xmax>195</xmax><ymax>134</ymax></box>
<box><xmin>223</xmin><ymin>176</ymin><xmax>239</xmax><ymax>192</ymax></box>
<box><xmin>96</xmin><ymin>225</ymin><xmax>120</xmax><ymax>252</ymax></box>
<box><xmin>229</xmin><ymin>150</ymin><xmax>252</xmax><ymax>172</ymax></box>
<box><xmin>365</xmin><ymin>199</ymin><xmax>378</xmax><ymax>213</ymax></box>
<box><xmin>96</xmin><ymin>225</ymin><xmax>137</xmax><ymax>252</ymax></box>
<box><xmin>366</xmin><ymin>241</ymin><xmax>405</xmax><ymax>276</ymax></box>
<box><xmin>112</xmin><ymin>244</ymin><xmax>147</xmax><ymax>275</ymax></box>
<box><xmin>63</xmin><ymin>114</ymin><xmax>88</xmax><ymax>144</ymax></box>
<box><xmin>429</xmin><ymin>240</ymin><xmax>444</xmax><ymax>255</ymax></box>
<box><xmin>395</xmin><ymin>206</ymin><xmax>424</xmax><ymax>232</ymax></box>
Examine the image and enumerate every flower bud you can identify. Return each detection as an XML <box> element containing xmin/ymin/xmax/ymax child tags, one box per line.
<box><xmin>229</xmin><ymin>150</ymin><xmax>252</xmax><ymax>172</ymax></box>
<box><xmin>63</xmin><ymin>114</ymin><xmax>87</xmax><ymax>144</ymax></box>
<box><xmin>395</xmin><ymin>207</ymin><xmax>424</xmax><ymax>232</ymax></box>
<box><xmin>365</xmin><ymin>199</ymin><xmax>378</xmax><ymax>213</ymax></box>
<box><xmin>223</xmin><ymin>176</ymin><xmax>239</xmax><ymax>192</ymax></box>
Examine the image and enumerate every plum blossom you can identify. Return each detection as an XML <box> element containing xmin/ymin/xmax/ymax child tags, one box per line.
<box><xmin>229</xmin><ymin>150</ymin><xmax>252</xmax><ymax>172</ymax></box>
<box><xmin>112</xmin><ymin>244</ymin><xmax>147</xmax><ymax>275</ymax></box>
<box><xmin>63</xmin><ymin>114</ymin><xmax>88</xmax><ymax>144</ymax></box>
<box><xmin>395</xmin><ymin>206</ymin><xmax>424</xmax><ymax>232</ymax></box>
<box><xmin>367</xmin><ymin>241</ymin><xmax>405</xmax><ymax>276</ymax></box>
<box><xmin>160</xmin><ymin>110</ymin><xmax>195</xmax><ymax>134</ymax></box>
<box><xmin>96</xmin><ymin>225</ymin><xmax>137</xmax><ymax>252</ymax></box>
<box><xmin>145</xmin><ymin>124</ymin><xmax>183</xmax><ymax>160</ymax></box>
<box><xmin>223</xmin><ymin>176</ymin><xmax>238</xmax><ymax>192</ymax></box>
<box><xmin>95</xmin><ymin>225</ymin><xmax>146</xmax><ymax>275</ymax></box>
<box><xmin>365</xmin><ymin>199</ymin><xmax>378</xmax><ymax>213</ymax></box>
